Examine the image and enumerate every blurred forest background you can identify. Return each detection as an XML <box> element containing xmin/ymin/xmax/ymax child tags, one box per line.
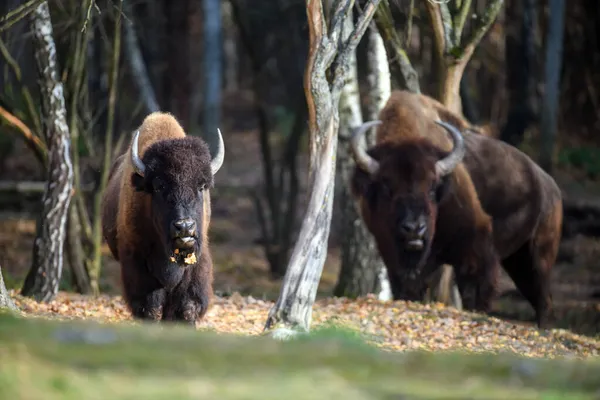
<box><xmin>1</xmin><ymin>0</ymin><xmax>600</xmax><ymax>336</ymax></box>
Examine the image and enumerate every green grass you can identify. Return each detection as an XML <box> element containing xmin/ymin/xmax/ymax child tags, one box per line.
<box><xmin>0</xmin><ymin>310</ymin><xmax>599</xmax><ymax>399</ymax></box>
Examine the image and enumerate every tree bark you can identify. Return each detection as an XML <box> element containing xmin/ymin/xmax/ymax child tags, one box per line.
<box><xmin>21</xmin><ymin>1</ymin><xmax>74</xmax><ymax>302</ymax></box>
<box><xmin>0</xmin><ymin>265</ymin><xmax>16</xmax><ymax>311</ymax></box>
<box><xmin>203</xmin><ymin>0</ymin><xmax>222</xmax><ymax>147</ymax></box>
<box><xmin>334</xmin><ymin>22</ymin><xmax>391</xmax><ymax>301</ymax></box>
<box><xmin>263</xmin><ymin>0</ymin><xmax>381</xmax><ymax>335</ymax></box>
<box><xmin>539</xmin><ymin>0</ymin><xmax>565</xmax><ymax>174</ymax></box>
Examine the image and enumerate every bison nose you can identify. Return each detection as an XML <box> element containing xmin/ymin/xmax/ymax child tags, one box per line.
<box><xmin>171</xmin><ymin>218</ymin><xmax>196</xmax><ymax>238</ymax></box>
<box><xmin>400</xmin><ymin>219</ymin><xmax>427</xmax><ymax>237</ymax></box>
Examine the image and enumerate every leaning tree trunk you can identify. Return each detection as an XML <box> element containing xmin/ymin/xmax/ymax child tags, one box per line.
<box><xmin>123</xmin><ymin>0</ymin><xmax>160</xmax><ymax>114</ymax></box>
<box><xmin>334</xmin><ymin>21</ymin><xmax>391</xmax><ymax>301</ymax></box>
<box><xmin>263</xmin><ymin>0</ymin><xmax>382</xmax><ymax>336</ymax></box>
<box><xmin>0</xmin><ymin>265</ymin><xmax>16</xmax><ymax>311</ymax></box>
<box><xmin>21</xmin><ymin>1</ymin><xmax>74</xmax><ymax>302</ymax></box>
<box><xmin>539</xmin><ymin>0</ymin><xmax>565</xmax><ymax>174</ymax></box>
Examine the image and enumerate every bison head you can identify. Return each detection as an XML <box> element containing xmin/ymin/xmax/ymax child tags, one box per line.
<box><xmin>129</xmin><ymin>129</ymin><xmax>225</xmax><ymax>265</ymax></box>
<box><xmin>350</xmin><ymin>120</ymin><xmax>465</xmax><ymax>277</ymax></box>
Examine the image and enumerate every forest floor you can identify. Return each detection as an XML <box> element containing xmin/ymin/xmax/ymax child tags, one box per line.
<box><xmin>2</xmin><ymin>110</ymin><xmax>600</xmax><ymax>362</ymax></box>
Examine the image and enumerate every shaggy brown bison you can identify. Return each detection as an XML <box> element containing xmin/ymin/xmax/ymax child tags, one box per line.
<box><xmin>101</xmin><ymin>112</ymin><xmax>224</xmax><ymax>325</ymax></box>
<box><xmin>350</xmin><ymin>90</ymin><xmax>563</xmax><ymax>328</ymax></box>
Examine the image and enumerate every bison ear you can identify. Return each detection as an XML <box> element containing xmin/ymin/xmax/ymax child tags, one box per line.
<box><xmin>131</xmin><ymin>173</ymin><xmax>146</xmax><ymax>192</ymax></box>
<box><xmin>435</xmin><ymin>174</ymin><xmax>452</xmax><ymax>204</ymax></box>
<box><xmin>350</xmin><ymin>168</ymin><xmax>373</xmax><ymax>201</ymax></box>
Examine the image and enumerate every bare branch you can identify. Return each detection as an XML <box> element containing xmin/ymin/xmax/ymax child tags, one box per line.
<box><xmin>0</xmin><ymin>105</ymin><xmax>47</xmax><ymax>165</ymax></box>
<box><xmin>0</xmin><ymin>38</ymin><xmax>21</xmax><ymax>80</ymax></box>
<box><xmin>328</xmin><ymin>0</ymin><xmax>352</xmax><ymax>49</ymax></box>
<box><xmin>0</xmin><ymin>180</ymin><xmax>93</xmax><ymax>193</ymax></box>
<box><xmin>331</xmin><ymin>0</ymin><xmax>380</xmax><ymax>98</ymax></box>
<box><xmin>0</xmin><ymin>0</ymin><xmax>46</xmax><ymax>33</ymax></box>
<box><xmin>460</xmin><ymin>0</ymin><xmax>504</xmax><ymax>57</ymax></box>
<box><xmin>424</xmin><ymin>1</ymin><xmax>447</xmax><ymax>62</ymax></box>
<box><xmin>453</xmin><ymin>0</ymin><xmax>472</xmax><ymax>44</ymax></box>
<box><xmin>373</xmin><ymin>0</ymin><xmax>420</xmax><ymax>92</ymax></box>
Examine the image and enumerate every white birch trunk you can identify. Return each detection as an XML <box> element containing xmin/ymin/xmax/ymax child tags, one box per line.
<box><xmin>0</xmin><ymin>266</ymin><xmax>16</xmax><ymax>311</ymax></box>
<box><xmin>365</xmin><ymin>24</ymin><xmax>392</xmax><ymax>302</ymax></box>
<box><xmin>20</xmin><ymin>1</ymin><xmax>74</xmax><ymax>302</ymax></box>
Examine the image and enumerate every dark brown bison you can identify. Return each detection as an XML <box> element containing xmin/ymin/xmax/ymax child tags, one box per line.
<box><xmin>101</xmin><ymin>112</ymin><xmax>224</xmax><ymax>325</ymax></box>
<box><xmin>350</xmin><ymin>90</ymin><xmax>563</xmax><ymax>328</ymax></box>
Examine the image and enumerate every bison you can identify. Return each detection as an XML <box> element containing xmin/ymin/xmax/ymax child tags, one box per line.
<box><xmin>101</xmin><ymin>112</ymin><xmax>224</xmax><ymax>325</ymax></box>
<box><xmin>349</xmin><ymin>90</ymin><xmax>563</xmax><ymax>328</ymax></box>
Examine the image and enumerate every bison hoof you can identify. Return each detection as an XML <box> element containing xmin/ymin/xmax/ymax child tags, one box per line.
<box><xmin>182</xmin><ymin>302</ymin><xmax>199</xmax><ymax>326</ymax></box>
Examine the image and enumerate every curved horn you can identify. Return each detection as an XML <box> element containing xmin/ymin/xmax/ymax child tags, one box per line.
<box><xmin>210</xmin><ymin>128</ymin><xmax>225</xmax><ymax>175</ymax></box>
<box><xmin>350</xmin><ymin>120</ymin><xmax>382</xmax><ymax>175</ymax></box>
<box><xmin>130</xmin><ymin>130</ymin><xmax>146</xmax><ymax>177</ymax></box>
<box><xmin>434</xmin><ymin>120</ymin><xmax>466</xmax><ymax>177</ymax></box>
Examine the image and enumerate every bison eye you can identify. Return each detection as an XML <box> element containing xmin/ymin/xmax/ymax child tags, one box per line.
<box><xmin>152</xmin><ymin>179</ymin><xmax>165</xmax><ymax>193</ymax></box>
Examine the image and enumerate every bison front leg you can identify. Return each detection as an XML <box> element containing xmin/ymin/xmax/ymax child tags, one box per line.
<box><xmin>131</xmin><ymin>288</ymin><xmax>167</xmax><ymax>321</ymax></box>
<box><xmin>162</xmin><ymin>268</ymin><xmax>212</xmax><ymax>326</ymax></box>
<box><xmin>453</xmin><ymin>237</ymin><xmax>501</xmax><ymax>313</ymax></box>
<box><xmin>120</xmin><ymin>254</ymin><xmax>167</xmax><ymax>321</ymax></box>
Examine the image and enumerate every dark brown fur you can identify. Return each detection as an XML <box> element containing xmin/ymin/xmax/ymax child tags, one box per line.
<box><xmin>351</xmin><ymin>90</ymin><xmax>563</xmax><ymax>328</ymax></box>
<box><xmin>101</xmin><ymin>112</ymin><xmax>216</xmax><ymax>325</ymax></box>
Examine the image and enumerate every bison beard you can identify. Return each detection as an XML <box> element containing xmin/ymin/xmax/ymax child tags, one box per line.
<box><xmin>350</xmin><ymin>90</ymin><xmax>563</xmax><ymax>328</ymax></box>
<box><xmin>102</xmin><ymin>112</ymin><xmax>224</xmax><ymax>325</ymax></box>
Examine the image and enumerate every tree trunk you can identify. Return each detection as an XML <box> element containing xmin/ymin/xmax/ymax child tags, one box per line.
<box><xmin>203</xmin><ymin>0</ymin><xmax>222</xmax><ymax>147</ymax></box>
<box><xmin>334</xmin><ymin>22</ymin><xmax>391</xmax><ymax>301</ymax></box>
<box><xmin>0</xmin><ymin>265</ymin><xmax>16</xmax><ymax>311</ymax></box>
<box><xmin>263</xmin><ymin>0</ymin><xmax>381</xmax><ymax>336</ymax></box>
<box><xmin>539</xmin><ymin>0</ymin><xmax>565</xmax><ymax>174</ymax></box>
<box><xmin>222</xmin><ymin>0</ymin><xmax>239</xmax><ymax>93</ymax></box>
<box><xmin>65</xmin><ymin>206</ymin><xmax>92</xmax><ymax>294</ymax></box>
<box><xmin>500</xmin><ymin>0</ymin><xmax>537</xmax><ymax>146</ymax></box>
<box><xmin>123</xmin><ymin>1</ymin><xmax>160</xmax><ymax>114</ymax></box>
<box><xmin>164</xmin><ymin>0</ymin><xmax>191</xmax><ymax>130</ymax></box>
<box><xmin>21</xmin><ymin>1</ymin><xmax>74</xmax><ymax>302</ymax></box>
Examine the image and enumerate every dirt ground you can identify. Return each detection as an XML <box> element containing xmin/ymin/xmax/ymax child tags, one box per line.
<box><xmin>1</xmin><ymin>120</ymin><xmax>600</xmax><ymax>339</ymax></box>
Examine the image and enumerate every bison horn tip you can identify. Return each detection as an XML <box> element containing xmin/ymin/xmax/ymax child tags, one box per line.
<box><xmin>210</xmin><ymin>128</ymin><xmax>225</xmax><ymax>175</ymax></box>
<box><xmin>131</xmin><ymin>129</ymin><xmax>147</xmax><ymax>177</ymax></box>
